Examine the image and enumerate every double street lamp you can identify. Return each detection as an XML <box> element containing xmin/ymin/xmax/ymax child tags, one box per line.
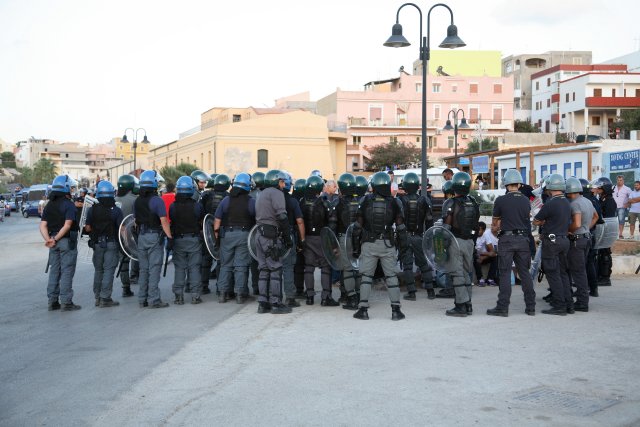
<box><xmin>384</xmin><ymin>2</ymin><xmax>465</xmax><ymax>191</ymax></box>
<box><xmin>442</xmin><ymin>108</ymin><xmax>470</xmax><ymax>169</ymax></box>
<box><xmin>121</xmin><ymin>128</ymin><xmax>149</xmax><ymax>173</ymax></box>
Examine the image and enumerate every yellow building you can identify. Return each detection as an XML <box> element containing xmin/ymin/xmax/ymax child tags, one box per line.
<box><xmin>148</xmin><ymin>107</ymin><xmax>347</xmax><ymax>180</ymax></box>
<box><xmin>114</xmin><ymin>137</ymin><xmax>153</xmax><ymax>162</ymax></box>
<box><xmin>413</xmin><ymin>50</ymin><xmax>502</xmax><ymax>77</ymax></box>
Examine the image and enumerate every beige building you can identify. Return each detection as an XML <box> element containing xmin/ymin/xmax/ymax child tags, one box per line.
<box><xmin>114</xmin><ymin>136</ymin><xmax>153</xmax><ymax>163</ymax></box>
<box><xmin>148</xmin><ymin>107</ymin><xmax>347</xmax><ymax>181</ymax></box>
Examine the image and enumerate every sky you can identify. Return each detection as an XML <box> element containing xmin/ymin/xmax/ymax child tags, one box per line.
<box><xmin>1</xmin><ymin>0</ymin><xmax>639</xmax><ymax>147</ymax></box>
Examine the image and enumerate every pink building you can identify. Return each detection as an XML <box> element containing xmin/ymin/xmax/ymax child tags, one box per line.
<box><xmin>317</xmin><ymin>71</ymin><xmax>514</xmax><ymax>171</ymax></box>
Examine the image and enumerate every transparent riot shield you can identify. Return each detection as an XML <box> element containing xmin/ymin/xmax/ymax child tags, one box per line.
<box><xmin>421</xmin><ymin>225</ymin><xmax>460</xmax><ymax>272</ymax></box>
<box><xmin>320</xmin><ymin>227</ymin><xmax>344</xmax><ymax>271</ymax></box>
<box><xmin>202</xmin><ymin>213</ymin><xmax>219</xmax><ymax>260</ymax></box>
<box><xmin>593</xmin><ymin>217</ymin><xmax>618</xmax><ymax>249</ymax></box>
<box><xmin>118</xmin><ymin>214</ymin><xmax>139</xmax><ymax>261</ymax></box>
<box><xmin>344</xmin><ymin>223</ymin><xmax>361</xmax><ymax>270</ymax></box>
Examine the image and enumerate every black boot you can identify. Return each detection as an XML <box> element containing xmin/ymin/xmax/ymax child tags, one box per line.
<box><xmin>122</xmin><ymin>286</ymin><xmax>134</xmax><ymax>297</ymax></box>
<box><xmin>589</xmin><ymin>288</ymin><xmax>599</xmax><ymax>297</ymax></box>
<box><xmin>306</xmin><ymin>296</ymin><xmax>314</xmax><ymax>306</ymax></box>
<box><xmin>403</xmin><ymin>291</ymin><xmax>416</xmax><ymax>301</ymax></box>
<box><xmin>95</xmin><ymin>297</ymin><xmax>100</xmax><ymax>307</ymax></box>
<box><xmin>486</xmin><ymin>306</ymin><xmax>508</xmax><ymax>317</ymax></box>
<box><xmin>436</xmin><ymin>288</ymin><xmax>455</xmax><ymax>298</ymax></box>
<box><xmin>321</xmin><ymin>297</ymin><xmax>339</xmax><ymax>307</ymax></box>
<box><xmin>100</xmin><ymin>298</ymin><xmax>120</xmax><ymax>308</ymax></box>
<box><xmin>541</xmin><ymin>306</ymin><xmax>567</xmax><ymax>316</ymax></box>
<box><xmin>342</xmin><ymin>294</ymin><xmax>359</xmax><ymax>310</ymax></box>
<box><xmin>218</xmin><ymin>292</ymin><xmax>229</xmax><ymax>303</ymax></box>
<box><xmin>353</xmin><ymin>307</ymin><xmax>369</xmax><ymax>320</ymax></box>
<box><xmin>236</xmin><ymin>294</ymin><xmax>247</xmax><ymax>304</ymax></box>
<box><xmin>525</xmin><ymin>306</ymin><xmax>536</xmax><ymax>316</ymax></box>
<box><xmin>174</xmin><ymin>294</ymin><xmax>184</xmax><ymax>305</ymax></box>
<box><xmin>465</xmin><ymin>303</ymin><xmax>473</xmax><ymax>315</ymax></box>
<box><xmin>286</xmin><ymin>298</ymin><xmax>300</xmax><ymax>308</ymax></box>
<box><xmin>391</xmin><ymin>305</ymin><xmax>405</xmax><ymax>321</ymax></box>
<box><xmin>150</xmin><ymin>301</ymin><xmax>169</xmax><ymax>308</ymax></box>
<box><xmin>61</xmin><ymin>302</ymin><xmax>82</xmax><ymax>311</ymax></box>
<box><xmin>191</xmin><ymin>296</ymin><xmax>203</xmax><ymax>304</ymax></box>
<box><xmin>294</xmin><ymin>290</ymin><xmax>305</xmax><ymax>299</ymax></box>
<box><xmin>48</xmin><ymin>300</ymin><xmax>61</xmax><ymax>311</ymax></box>
<box><xmin>445</xmin><ymin>303</ymin><xmax>467</xmax><ymax>317</ymax></box>
<box><xmin>201</xmin><ymin>285</ymin><xmax>211</xmax><ymax>295</ymax></box>
<box><xmin>427</xmin><ymin>289</ymin><xmax>436</xmax><ymax>300</ymax></box>
<box><xmin>257</xmin><ymin>302</ymin><xmax>271</xmax><ymax>314</ymax></box>
<box><xmin>271</xmin><ymin>302</ymin><xmax>292</xmax><ymax>314</ymax></box>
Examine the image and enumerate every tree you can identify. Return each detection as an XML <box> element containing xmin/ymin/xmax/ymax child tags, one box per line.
<box><xmin>32</xmin><ymin>158</ymin><xmax>57</xmax><ymax>184</ymax></box>
<box><xmin>514</xmin><ymin>119</ymin><xmax>540</xmax><ymax>133</ymax></box>
<box><xmin>465</xmin><ymin>138</ymin><xmax>498</xmax><ymax>154</ymax></box>
<box><xmin>1</xmin><ymin>151</ymin><xmax>16</xmax><ymax>168</ymax></box>
<box><xmin>616</xmin><ymin>109</ymin><xmax>640</xmax><ymax>132</ymax></box>
<box><xmin>365</xmin><ymin>141</ymin><xmax>421</xmax><ymax>171</ymax></box>
<box><xmin>159</xmin><ymin>162</ymin><xmax>198</xmax><ymax>186</ymax></box>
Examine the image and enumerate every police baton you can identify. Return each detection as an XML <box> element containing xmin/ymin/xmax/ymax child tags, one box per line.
<box><xmin>115</xmin><ymin>254</ymin><xmax>126</xmax><ymax>278</ymax></box>
<box><xmin>635</xmin><ymin>263</ymin><xmax>640</xmax><ymax>275</ymax></box>
<box><xmin>162</xmin><ymin>249</ymin><xmax>169</xmax><ymax>277</ymax></box>
<box><xmin>45</xmin><ymin>253</ymin><xmax>51</xmax><ymax>274</ymax></box>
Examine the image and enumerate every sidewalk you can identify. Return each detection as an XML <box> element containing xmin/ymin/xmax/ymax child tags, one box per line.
<box><xmin>93</xmin><ymin>277</ymin><xmax>640</xmax><ymax>427</ymax></box>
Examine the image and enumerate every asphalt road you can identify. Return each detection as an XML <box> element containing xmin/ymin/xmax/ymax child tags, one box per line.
<box><xmin>1</xmin><ymin>213</ymin><xmax>640</xmax><ymax>426</ymax></box>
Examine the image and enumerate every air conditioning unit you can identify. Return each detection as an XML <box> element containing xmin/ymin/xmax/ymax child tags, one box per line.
<box><xmin>461</xmin><ymin>133</ymin><xmax>469</xmax><ymax>139</ymax></box>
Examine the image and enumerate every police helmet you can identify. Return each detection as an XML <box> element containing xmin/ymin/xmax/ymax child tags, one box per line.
<box><xmin>233</xmin><ymin>173</ymin><xmax>252</xmax><ymax>192</ymax></box>
<box><xmin>305</xmin><ymin>175</ymin><xmax>324</xmax><ymax>195</ymax></box>
<box><xmin>310</xmin><ymin>169</ymin><xmax>323</xmax><ymax>178</ymax></box>
<box><xmin>117</xmin><ymin>174</ymin><xmax>136</xmax><ymax>193</ymax></box>
<box><xmin>546</xmin><ymin>173</ymin><xmax>566</xmax><ymax>191</ymax></box>
<box><xmin>591</xmin><ymin>176</ymin><xmax>613</xmax><ymax>194</ymax></box>
<box><xmin>96</xmin><ymin>181</ymin><xmax>115</xmax><ymax>198</ymax></box>
<box><xmin>176</xmin><ymin>176</ymin><xmax>195</xmax><ymax>195</ymax></box>
<box><xmin>213</xmin><ymin>174</ymin><xmax>231</xmax><ymax>192</ymax></box>
<box><xmin>282</xmin><ymin>172</ymin><xmax>293</xmax><ymax>192</ymax></box>
<box><xmin>370</xmin><ymin>171</ymin><xmax>392</xmax><ymax>197</ymax></box>
<box><xmin>564</xmin><ymin>177</ymin><xmax>583</xmax><ymax>194</ymax></box>
<box><xmin>80</xmin><ymin>187</ymin><xmax>89</xmax><ymax>195</ymax></box>
<box><xmin>442</xmin><ymin>180</ymin><xmax>454</xmax><ymax>196</ymax></box>
<box><xmin>132</xmin><ymin>176</ymin><xmax>140</xmax><ymax>195</ymax></box>
<box><xmin>355</xmin><ymin>175</ymin><xmax>368</xmax><ymax>197</ymax></box>
<box><xmin>190</xmin><ymin>170</ymin><xmax>210</xmax><ymax>186</ymax></box>
<box><xmin>337</xmin><ymin>173</ymin><xmax>356</xmax><ymax>195</ymax></box>
<box><xmin>252</xmin><ymin>172</ymin><xmax>265</xmax><ymax>190</ymax></box>
<box><xmin>264</xmin><ymin>170</ymin><xmax>287</xmax><ymax>188</ymax></box>
<box><xmin>293</xmin><ymin>178</ymin><xmax>306</xmax><ymax>197</ymax></box>
<box><xmin>451</xmin><ymin>172</ymin><xmax>472</xmax><ymax>196</ymax></box>
<box><xmin>51</xmin><ymin>175</ymin><xmax>74</xmax><ymax>194</ymax></box>
<box><xmin>401</xmin><ymin>172</ymin><xmax>420</xmax><ymax>195</ymax></box>
<box><xmin>139</xmin><ymin>170</ymin><xmax>159</xmax><ymax>189</ymax></box>
<box><xmin>578</xmin><ymin>178</ymin><xmax>591</xmax><ymax>194</ymax></box>
<box><xmin>502</xmin><ymin>169</ymin><xmax>523</xmax><ymax>186</ymax></box>
<box><xmin>206</xmin><ymin>173</ymin><xmax>219</xmax><ymax>189</ymax></box>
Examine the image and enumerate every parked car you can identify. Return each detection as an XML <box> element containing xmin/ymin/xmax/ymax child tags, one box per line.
<box><xmin>575</xmin><ymin>134</ymin><xmax>603</xmax><ymax>143</ymax></box>
<box><xmin>21</xmin><ymin>200</ymin><xmax>41</xmax><ymax>218</ymax></box>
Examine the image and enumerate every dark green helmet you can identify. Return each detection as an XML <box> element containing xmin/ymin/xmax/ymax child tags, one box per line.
<box><xmin>371</xmin><ymin>171</ymin><xmax>392</xmax><ymax>197</ymax></box>
<box><xmin>206</xmin><ymin>173</ymin><xmax>219</xmax><ymax>189</ymax></box>
<box><xmin>305</xmin><ymin>175</ymin><xmax>324</xmax><ymax>195</ymax></box>
<box><xmin>213</xmin><ymin>174</ymin><xmax>231</xmax><ymax>192</ymax></box>
<box><xmin>355</xmin><ymin>175</ymin><xmax>368</xmax><ymax>197</ymax></box>
<box><xmin>442</xmin><ymin>180</ymin><xmax>454</xmax><ymax>196</ymax></box>
<box><xmin>337</xmin><ymin>173</ymin><xmax>356</xmax><ymax>195</ymax></box>
<box><xmin>264</xmin><ymin>169</ymin><xmax>286</xmax><ymax>188</ymax></box>
<box><xmin>252</xmin><ymin>172</ymin><xmax>265</xmax><ymax>190</ymax></box>
<box><xmin>293</xmin><ymin>178</ymin><xmax>306</xmax><ymax>197</ymax></box>
<box><xmin>546</xmin><ymin>173</ymin><xmax>566</xmax><ymax>191</ymax></box>
<box><xmin>190</xmin><ymin>169</ymin><xmax>210</xmax><ymax>185</ymax></box>
<box><xmin>565</xmin><ymin>177</ymin><xmax>582</xmax><ymax>194</ymax></box>
<box><xmin>132</xmin><ymin>176</ymin><xmax>140</xmax><ymax>195</ymax></box>
<box><xmin>578</xmin><ymin>178</ymin><xmax>591</xmax><ymax>194</ymax></box>
<box><xmin>402</xmin><ymin>172</ymin><xmax>420</xmax><ymax>195</ymax></box>
<box><xmin>117</xmin><ymin>174</ymin><xmax>136</xmax><ymax>193</ymax></box>
<box><xmin>451</xmin><ymin>172</ymin><xmax>472</xmax><ymax>196</ymax></box>
<box><xmin>502</xmin><ymin>169</ymin><xmax>523</xmax><ymax>186</ymax></box>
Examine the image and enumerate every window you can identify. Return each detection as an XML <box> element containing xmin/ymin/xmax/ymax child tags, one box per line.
<box><xmin>447</xmin><ymin>136</ymin><xmax>454</xmax><ymax>148</ymax></box>
<box><xmin>535</xmin><ymin>81</ymin><xmax>540</xmax><ymax>90</ymax></box>
<box><xmin>369</xmin><ymin>104</ymin><xmax>383</xmax><ymax>125</ymax></box>
<box><xmin>566</xmin><ymin>93</ymin><xmax>570</xmax><ymax>103</ymax></box>
<box><xmin>415</xmin><ymin>83</ymin><xmax>422</xmax><ymax>93</ymax></box>
<box><xmin>541</xmin><ymin>165</ymin><xmax>548</xmax><ymax>178</ymax></box>
<box><xmin>545</xmin><ymin>120</ymin><xmax>550</xmax><ymax>133</ymax></box>
<box><xmin>574</xmin><ymin>162</ymin><xmax>583</xmax><ymax>178</ymax></box>
<box><xmin>636</xmin><ymin>89</ymin><xmax>640</xmax><ymax>97</ymax></box>
<box><xmin>232</xmin><ymin>114</ymin><xmax>241</xmax><ymax>122</ymax></box>
<box><xmin>416</xmin><ymin>136</ymin><xmax>420</xmax><ymax>143</ymax></box>
<box><xmin>352</xmin><ymin>136</ymin><xmax>361</xmax><ymax>144</ymax></box>
<box><xmin>593</xmin><ymin>88</ymin><xmax>602</xmax><ymax>97</ymax></box>
<box><xmin>612</xmin><ymin>88</ymin><xmax>616</xmax><ymax>97</ymax></box>
<box><xmin>432</xmin><ymin>83</ymin><xmax>441</xmax><ymax>93</ymax></box>
<box><xmin>493</xmin><ymin>84</ymin><xmax>502</xmax><ymax>94</ymax></box>
<box><xmin>573</xmin><ymin>92</ymin><xmax>576</xmax><ymax>101</ymax></box>
<box><xmin>547</xmin><ymin>99</ymin><xmax>551</xmax><ymax>108</ymax></box>
<box><xmin>389</xmin><ymin>136</ymin><xmax>398</xmax><ymax>143</ymax></box>
<box><xmin>257</xmin><ymin>149</ymin><xmax>268</xmax><ymax>168</ymax></box>
<box><xmin>469</xmin><ymin>83</ymin><xmax>478</xmax><ymax>94</ymax></box>
<box><xmin>65</xmin><ymin>153</ymin><xmax>69</xmax><ymax>158</ymax></box>
<box><xmin>434</xmin><ymin>104</ymin><xmax>441</xmax><ymax>120</ymax></box>
<box><xmin>520</xmin><ymin>167</ymin><xmax>527</xmax><ymax>184</ymax></box>
<box><xmin>492</xmin><ymin>105</ymin><xmax>503</xmax><ymax>124</ymax></box>
<box><xmin>397</xmin><ymin>107</ymin><xmax>407</xmax><ymax>125</ymax></box>
<box><xmin>564</xmin><ymin>163</ymin><xmax>571</xmax><ymax>179</ymax></box>
<box><xmin>547</xmin><ymin>78</ymin><xmax>551</xmax><ymax>87</ymax></box>
<box><xmin>550</xmin><ymin>164</ymin><xmax>557</xmax><ymax>174</ymax></box>
<box><xmin>208</xmin><ymin>151</ymin><xmax>211</xmax><ymax>169</ymax></box>
<box><xmin>572</xmin><ymin>57</ymin><xmax>583</xmax><ymax>65</ymax></box>
<box><xmin>469</xmin><ymin>106</ymin><xmax>479</xmax><ymax>124</ymax></box>
<box><xmin>592</xmin><ymin>116</ymin><xmax>601</xmax><ymax>126</ymax></box>
<box><xmin>429</xmin><ymin>136</ymin><xmax>436</xmax><ymax>148</ymax></box>
<box><xmin>452</xmin><ymin>84</ymin><xmax>458</xmax><ymax>93</ymax></box>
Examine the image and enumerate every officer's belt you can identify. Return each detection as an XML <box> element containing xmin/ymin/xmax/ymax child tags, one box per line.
<box><xmin>223</xmin><ymin>226</ymin><xmax>250</xmax><ymax>232</ymax></box>
<box><xmin>569</xmin><ymin>232</ymin><xmax>591</xmax><ymax>240</ymax></box>
<box><xmin>498</xmin><ymin>230</ymin><xmax>528</xmax><ymax>237</ymax></box>
<box><xmin>543</xmin><ymin>234</ymin><xmax>567</xmax><ymax>239</ymax></box>
<box><xmin>175</xmin><ymin>233</ymin><xmax>199</xmax><ymax>239</ymax></box>
<box><xmin>139</xmin><ymin>225</ymin><xmax>161</xmax><ymax>234</ymax></box>
<box><xmin>97</xmin><ymin>235</ymin><xmax>117</xmax><ymax>242</ymax></box>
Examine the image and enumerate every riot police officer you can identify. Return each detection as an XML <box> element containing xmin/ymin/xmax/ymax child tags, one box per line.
<box><xmin>292</xmin><ymin>178</ymin><xmax>307</xmax><ymax>298</ymax></box>
<box><xmin>335</xmin><ymin>173</ymin><xmax>362</xmax><ymax>310</ymax></box>
<box><xmin>351</xmin><ymin>172</ymin><xmax>407</xmax><ymax>320</ymax></box>
<box><xmin>40</xmin><ymin>175</ymin><xmax>81</xmax><ymax>311</ymax></box>
<box><xmin>533</xmin><ymin>174</ymin><xmax>572</xmax><ymax>315</ymax></box>
<box><xmin>434</xmin><ymin>180</ymin><xmax>456</xmax><ymax>298</ymax></box>
<box><xmin>398</xmin><ymin>172</ymin><xmax>436</xmax><ymax>301</ymax></box>
<box><xmin>134</xmin><ymin>170</ymin><xmax>173</xmax><ymax>308</ymax></box>
<box><xmin>190</xmin><ymin>170</ymin><xmax>210</xmax><ymax>202</ymax></box>
<box><xmin>201</xmin><ymin>174</ymin><xmax>230</xmax><ymax>295</ymax></box>
<box><xmin>281</xmin><ymin>173</ymin><xmax>305</xmax><ymax>307</ymax></box>
<box><xmin>591</xmin><ymin>177</ymin><xmax>616</xmax><ymax>288</ymax></box>
<box><xmin>440</xmin><ymin>172</ymin><xmax>480</xmax><ymax>317</ymax></box>
<box><xmin>487</xmin><ymin>169</ymin><xmax>535</xmax><ymax>317</ymax></box>
<box><xmin>115</xmin><ymin>174</ymin><xmax>138</xmax><ymax>297</ymax></box>
<box><xmin>565</xmin><ymin>177</ymin><xmax>598</xmax><ymax>312</ymax></box>
<box><xmin>214</xmin><ymin>173</ymin><xmax>255</xmax><ymax>303</ymax></box>
<box><xmin>85</xmin><ymin>181</ymin><xmax>124</xmax><ymax>308</ymax></box>
<box><xmin>580</xmin><ymin>178</ymin><xmax>603</xmax><ymax>297</ymax></box>
<box><xmin>254</xmin><ymin>170</ymin><xmax>293</xmax><ymax>314</ymax></box>
<box><xmin>170</xmin><ymin>176</ymin><xmax>205</xmax><ymax>305</ymax></box>
<box><xmin>250</xmin><ymin>171</ymin><xmax>265</xmax><ymax>200</ymax></box>
<box><xmin>300</xmin><ymin>175</ymin><xmax>339</xmax><ymax>306</ymax></box>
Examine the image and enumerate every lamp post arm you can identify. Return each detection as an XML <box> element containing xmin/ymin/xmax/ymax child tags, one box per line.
<box><xmin>135</xmin><ymin>128</ymin><xmax>147</xmax><ymax>143</ymax></box>
<box><xmin>395</xmin><ymin>3</ymin><xmax>423</xmax><ymax>43</ymax></box>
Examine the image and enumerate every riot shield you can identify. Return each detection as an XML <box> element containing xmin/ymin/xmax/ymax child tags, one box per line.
<box><xmin>422</xmin><ymin>225</ymin><xmax>460</xmax><ymax>272</ymax></box>
<box><xmin>202</xmin><ymin>214</ymin><xmax>219</xmax><ymax>260</ymax></box>
<box><xmin>320</xmin><ymin>227</ymin><xmax>345</xmax><ymax>270</ymax></box>
<box><xmin>247</xmin><ymin>225</ymin><xmax>291</xmax><ymax>262</ymax></box>
<box><xmin>118</xmin><ymin>214</ymin><xmax>139</xmax><ymax>261</ymax></box>
<box><xmin>529</xmin><ymin>244</ymin><xmax>542</xmax><ymax>281</ymax></box>
<box><xmin>593</xmin><ymin>217</ymin><xmax>618</xmax><ymax>249</ymax></box>
<box><xmin>344</xmin><ymin>223</ymin><xmax>360</xmax><ymax>270</ymax></box>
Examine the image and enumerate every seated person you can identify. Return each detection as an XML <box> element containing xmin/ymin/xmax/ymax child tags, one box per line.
<box><xmin>474</xmin><ymin>221</ymin><xmax>498</xmax><ymax>286</ymax></box>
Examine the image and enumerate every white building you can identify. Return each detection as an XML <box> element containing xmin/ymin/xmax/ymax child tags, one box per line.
<box><xmin>531</xmin><ymin>64</ymin><xmax>640</xmax><ymax>138</ymax></box>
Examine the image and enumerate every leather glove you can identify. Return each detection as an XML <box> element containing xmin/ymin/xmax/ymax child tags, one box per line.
<box><xmin>166</xmin><ymin>238</ymin><xmax>174</xmax><ymax>251</ymax></box>
<box><xmin>297</xmin><ymin>239</ymin><xmax>306</xmax><ymax>252</ymax></box>
<box><xmin>283</xmin><ymin>233</ymin><xmax>293</xmax><ymax>249</ymax></box>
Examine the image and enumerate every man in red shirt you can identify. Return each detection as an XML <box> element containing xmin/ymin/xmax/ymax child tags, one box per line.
<box><xmin>162</xmin><ymin>183</ymin><xmax>176</xmax><ymax>222</ymax></box>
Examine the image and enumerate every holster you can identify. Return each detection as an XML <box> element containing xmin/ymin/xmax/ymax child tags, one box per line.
<box><xmin>259</xmin><ymin>224</ymin><xmax>279</xmax><ymax>239</ymax></box>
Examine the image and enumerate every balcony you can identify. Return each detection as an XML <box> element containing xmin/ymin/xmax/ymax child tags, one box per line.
<box><xmin>585</xmin><ymin>97</ymin><xmax>640</xmax><ymax>108</ymax></box>
<box><xmin>551</xmin><ymin>94</ymin><xmax>559</xmax><ymax>103</ymax></box>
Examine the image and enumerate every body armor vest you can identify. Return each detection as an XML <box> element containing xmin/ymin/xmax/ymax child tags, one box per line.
<box><xmin>302</xmin><ymin>196</ymin><xmax>328</xmax><ymax>235</ymax></box>
<box><xmin>222</xmin><ymin>193</ymin><xmax>254</xmax><ymax>228</ymax></box>
<box><xmin>205</xmin><ymin>191</ymin><xmax>227</xmax><ymax>215</ymax></box>
<box><xmin>44</xmin><ymin>197</ymin><xmax>68</xmax><ymax>235</ymax></box>
<box><xmin>364</xmin><ymin>194</ymin><xmax>395</xmax><ymax>235</ymax></box>
<box><xmin>284</xmin><ymin>192</ymin><xmax>297</xmax><ymax>226</ymax></box>
<box><xmin>90</xmin><ymin>203</ymin><xmax>115</xmax><ymax>239</ymax></box>
<box><xmin>134</xmin><ymin>195</ymin><xmax>161</xmax><ymax>230</ymax></box>
<box><xmin>171</xmin><ymin>199</ymin><xmax>199</xmax><ymax>235</ymax></box>
<box><xmin>449</xmin><ymin>196</ymin><xmax>480</xmax><ymax>239</ymax></box>
<box><xmin>337</xmin><ymin>196</ymin><xmax>359</xmax><ymax>234</ymax></box>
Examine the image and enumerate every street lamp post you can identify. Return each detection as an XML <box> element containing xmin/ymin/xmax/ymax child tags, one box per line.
<box><xmin>384</xmin><ymin>2</ymin><xmax>465</xmax><ymax>192</ymax></box>
<box><xmin>442</xmin><ymin>108</ymin><xmax>470</xmax><ymax>169</ymax></box>
<box><xmin>121</xmin><ymin>128</ymin><xmax>149</xmax><ymax>173</ymax></box>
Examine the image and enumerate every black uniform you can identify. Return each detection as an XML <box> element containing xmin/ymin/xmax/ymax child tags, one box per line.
<box><xmin>201</xmin><ymin>190</ymin><xmax>228</xmax><ymax>293</ymax></box>
<box><xmin>398</xmin><ymin>192</ymin><xmax>434</xmax><ymax>295</ymax></box>
<box><xmin>597</xmin><ymin>195</ymin><xmax>617</xmax><ymax>287</ymax></box>
<box><xmin>335</xmin><ymin>194</ymin><xmax>361</xmax><ymax>300</ymax></box>
<box><xmin>584</xmin><ymin>193</ymin><xmax>603</xmax><ymax>295</ymax></box>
